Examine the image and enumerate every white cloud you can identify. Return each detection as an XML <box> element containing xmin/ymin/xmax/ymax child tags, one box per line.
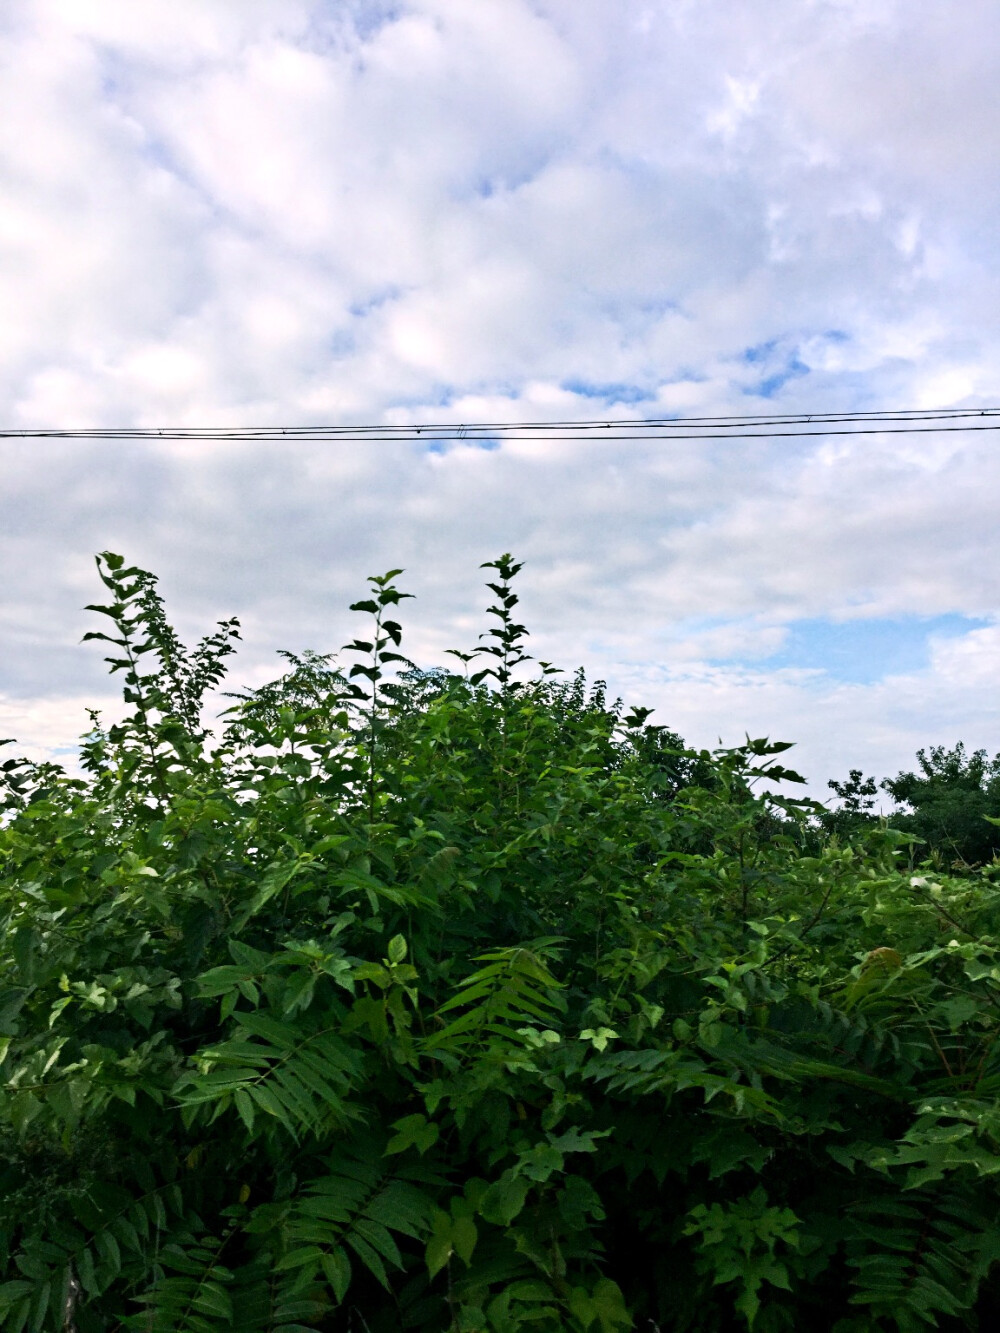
<box><xmin>2</xmin><ymin>0</ymin><xmax>1000</xmax><ymax>794</ymax></box>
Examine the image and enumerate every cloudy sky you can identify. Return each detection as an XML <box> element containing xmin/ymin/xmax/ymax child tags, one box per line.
<box><xmin>3</xmin><ymin>0</ymin><xmax>1000</xmax><ymax>801</ymax></box>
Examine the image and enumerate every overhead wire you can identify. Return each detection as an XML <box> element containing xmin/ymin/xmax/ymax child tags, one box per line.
<box><xmin>2</xmin><ymin>405</ymin><xmax>1000</xmax><ymax>443</ymax></box>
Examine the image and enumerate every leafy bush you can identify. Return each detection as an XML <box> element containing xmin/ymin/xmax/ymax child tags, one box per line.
<box><xmin>3</xmin><ymin>553</ymin><xmax>1000</xmax><ymax>1331</ymax></box>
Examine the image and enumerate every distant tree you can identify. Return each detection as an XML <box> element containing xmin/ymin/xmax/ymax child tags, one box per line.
<box><xmin>881</xmin><ymin>742</ymin><xmax>1000</xmax><ymax>867</ymax></box>
<box><xmin>820</xmin><ymin>768</ymin><xmax>880</xmax><ymax>840</ymax></box>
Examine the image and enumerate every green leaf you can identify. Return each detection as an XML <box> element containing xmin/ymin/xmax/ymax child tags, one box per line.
<box><xmin>581</xmin><ymin>1026</ymin><xmax>618</xmax><ymax>1052</ymax></box>
<box><xmin>234</xmin><ymin>1087</ymin><xmax>255</xmax><ymax>1133</ymax></box>
<box><xmin>451</xmin><ymin>1213</ymin><xmax>478</xmax><ymax>1266</ymax></box>
<box><xmin>425</xmin><ymin>1213</ymin><xmax>453</xmax><ymax>1279</ymax></box>
<box><xmin>320</xmin><ymin>1247</ymin><xmax>352</xmax><ymax>1303</ymax></box>
<box><xmin>478</xmin><ymin>1173</ymin><xmax>529</xmax><ymax>1226</ymax></box>
<box><xmin>385</xmin><ymin>1113</ymin><xmax>439</xmax><ymax>1156</ymax></box>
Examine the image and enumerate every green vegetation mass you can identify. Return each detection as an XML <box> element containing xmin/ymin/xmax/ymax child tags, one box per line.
<box><xmin>3</xmin><ymin>553</ymin><xmax>1000</xmax><ymax>1331</ymax></box>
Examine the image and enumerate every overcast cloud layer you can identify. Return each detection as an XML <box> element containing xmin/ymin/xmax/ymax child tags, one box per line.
<box><xmin>3</xmin><ymin>0</ymin><xmax>1000</xmax><ymax>799</ymax></box>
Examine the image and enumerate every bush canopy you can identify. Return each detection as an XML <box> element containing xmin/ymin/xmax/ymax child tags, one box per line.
<box><xmin>3</xmin><ymin>553</ymin><xmax>1000</xmax><ymax>1331</ymax></box>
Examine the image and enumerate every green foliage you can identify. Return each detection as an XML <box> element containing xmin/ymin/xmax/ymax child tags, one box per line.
<box><xmin>825</xmin><ymin>745</ymin><xmax>1000</xmax><ymax>867</ymax></box>
<box><xmin>882</xmin><ymin>745</ymin><xmax>1000</xmax><ymax>868</ymax></box>
<box><xmin>3</xmin><ymin>554</ymin><xmax>1000</xmax><ymax>1329</ymax></box>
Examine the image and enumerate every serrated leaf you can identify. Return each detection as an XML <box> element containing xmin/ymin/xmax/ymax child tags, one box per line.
<box><xmin>321</xmin><ymin>1247</ymin><xmax>352</xmax><ymax>1303</ymax></box>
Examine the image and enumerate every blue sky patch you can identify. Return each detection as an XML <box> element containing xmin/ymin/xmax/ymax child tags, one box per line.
<box><xmin>738</xmin><ymin>337</ymin><xmax>811</xmax><ymax>397</ymax></box>
<box><xmin>561</xmin><ymin>379</ymin><xmax>656</xmax><ymax>404</ymax></box>
<box><xmin>418</xmin><ymin>434</ymin><xmax>500</xmax><ymax>454</ymax></box>
<box><xmin>348</xmin><ymin>287</ymin><xmax>403</xmax><ymax>319</ymax></box>
<box><xmin>742</xmin><ymin>338</ymin><xmax>779</xmax><ymax>365</ymax></box>
<box><xmin>764</xmin><ymin>615</ymin><xmax>991</xmax><ymax>684</ymax></box>
<box><xmin>752</xmin><ymin>357</ymin><xmax>809</xmax><ymax>398</ymax></box>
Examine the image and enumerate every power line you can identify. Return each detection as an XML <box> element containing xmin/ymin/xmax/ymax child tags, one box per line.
<box><xmin>3</xmin><ymin>406</ymin><xmax>1000</xmax><ymax>443</ymax></box>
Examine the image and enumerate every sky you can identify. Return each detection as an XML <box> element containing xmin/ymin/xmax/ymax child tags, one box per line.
<box><xmin>3</xmin><ymin>0</ymin><xmax>1000</xmax><ymax>804</ymax></box>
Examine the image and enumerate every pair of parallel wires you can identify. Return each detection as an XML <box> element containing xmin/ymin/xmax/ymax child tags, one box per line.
<box><xmin>2</xmin><ymin>406</ymin><xmax>999</xmax><ymax>444</ymax></box>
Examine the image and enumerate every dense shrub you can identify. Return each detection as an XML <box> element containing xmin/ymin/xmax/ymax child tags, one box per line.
<box><xmin>3</xmin><ymin>553</ymin><xmax>1000</xmax><ymax>1331</ymax></box>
